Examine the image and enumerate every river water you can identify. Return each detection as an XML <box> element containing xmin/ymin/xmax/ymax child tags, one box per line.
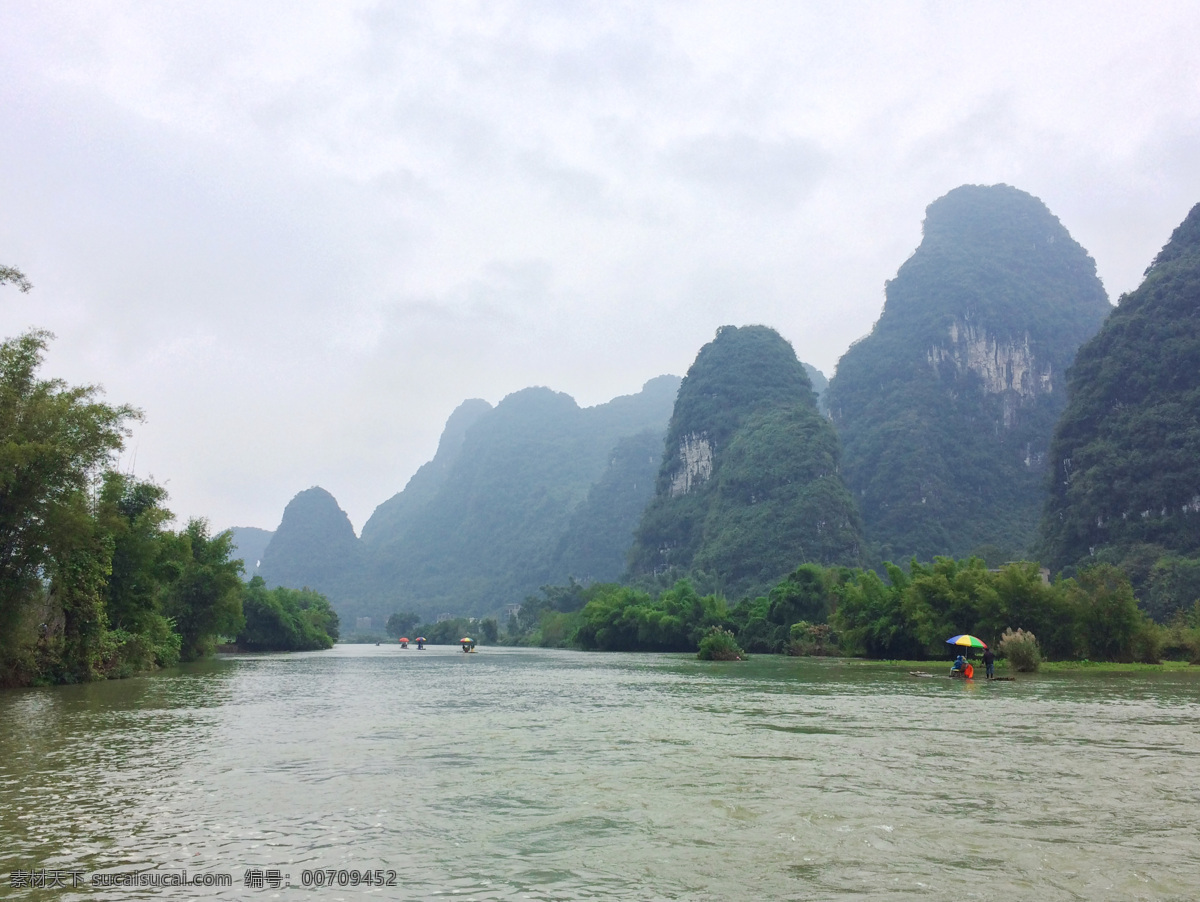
<box><xmin>2</xmin><ymin>645</ymin><xmax>1198</xmax><ymax>900</ymax></box>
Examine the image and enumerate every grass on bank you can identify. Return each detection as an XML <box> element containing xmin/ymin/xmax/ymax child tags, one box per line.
<box><xmin>853</xmin><ymin>658</ymin><xmax>1196</xmax><ymax>674</ymax></box>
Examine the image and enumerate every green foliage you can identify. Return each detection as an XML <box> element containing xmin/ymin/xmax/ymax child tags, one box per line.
<box><xmin>386</xmin><ymin>610</ymin><xmax>421</xmax><ymax>638</ymax></box>
<box><xmin>1159</xmin><ymin>604</ymin><xmax>1200</xmax><ymax>663</ymax></box>
<box><xmin>827</xmin><ymin>185</ymin><xmax>1111</xmax><ymax>563</ymax></box>
<box><xmin>504</xmin><ymin>579</ymin><xmax>591</xmax><ymax>646</ymax></box>
<box><xmin>1145</xmin><ymin>554</ymin><xmax>1200</xmax><ymax>623</ymax></box>
<box><xmin>0</xmin><ymin>325</ymin><xmax>259</xmax><ymax>686</ymax></box>
<box><xmin>574</xmin><ymin>580</ymin><xmax>728</xmax><ymax>652</ymax></box>
<box><xmin>1041</xmin><ymin>202</ymin><xmax>1200</xmax><ymax>573</ymax></box>
<box><xmin>768</xmin><ymin>564</ymin><xmax>833</xmax><ymax>626</ymax></box>
<box><xmin>0</xmin><ymin>330</ymin><xmax>139</xmax><ymax>621</ymax></box>
<box><xmin>0</xmin><ymin>329</ymin><xmax>140</xmax><ymax>686</ymax></box>
<box><xmin>697</xmin><ymin>627</ymin><xmax>744</xmax><ymax>661</ymax></box>
<box><xmin>1065</xmin><ymin>564</ymin><xmax>1158</xmax><ymax>663</ymax></box>
<box><xmin>630</xmin><ymin>326</ymin><xmax>863</xmax><ymax>598</ymax></box>
<box><xmin>787</xmin><ymin>621</ymin><xmax>837</xmax><ymax>656</ymax></box>
<box><xmin>831</xmin><ymin>564</ymin><xmax>923</xmax><ymax>659</ymax></box>
<box><xmin>830</xmin><ymin>557</ymin><xmax>1157</xmax><ymax>664</ymax></box>
<box><xmin>997</xmin><ymin>627</ymin><xmax>1041</xmax><ymax>671</ymax></box>
<box><xmin>238</xmin><ymin>576</ymin><xmax>338</xmax><ymax>651</ymax></box>
<box><xmin>902</xmin><ymin>557</ymin><xmax>1002</xmax><ymax>655</ymax></box>
<box><xmin>162</xmin><ymin>520</ymin><xmax>245</xmax><ymax>661</ymax></box>
<box><xmin>0</xmin><ymin>264</ymin><xmax>32</xmax><ymax>292</ymax></box>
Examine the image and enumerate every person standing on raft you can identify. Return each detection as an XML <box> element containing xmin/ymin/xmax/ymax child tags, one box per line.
<box><xmin>982</xmin><ymin>646</ymin><xmax>995</xmax><ymax>680</ymax></box>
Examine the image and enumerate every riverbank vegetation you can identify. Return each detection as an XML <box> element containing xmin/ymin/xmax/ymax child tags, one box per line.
<box><xmin>0</xmin><ymin>285</ymin><xmax>339</xmax><ymax>688</ymax></box>
<box><xmin>238</xmin><ymin>577</ymin><xmax>340</xmax><ymax>652</ymax></box>
<box><xmin>460</xmin><ymin>556</ymin><xmax>1199</xmax><ymax>665</ymax></box>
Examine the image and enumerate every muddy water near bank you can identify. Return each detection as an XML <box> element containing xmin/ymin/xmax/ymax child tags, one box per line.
<box><xmin>2</xmin><ymin>646</ymin><xmax>1198</xmax><ymax>900</ymax></box>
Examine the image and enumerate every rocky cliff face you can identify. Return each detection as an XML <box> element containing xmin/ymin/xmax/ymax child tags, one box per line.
<box><xmin>668</xmin><ymin>434</ymin><xmax>714</xmax><ymax>496</ymax></box>
<box><xmin>927</xmin><ymin>319</ymin><xmax>1055</xmax><ymax>427</ymax></box>
<box><xmin>629</xmin><ymin>325</ymin><xmax>862</xmax><ymax>597</ymax></box>
<box><xmin>826</xmin><ymin>184</ymin><xmax>1112</xmax><ymax>563</ymax></box>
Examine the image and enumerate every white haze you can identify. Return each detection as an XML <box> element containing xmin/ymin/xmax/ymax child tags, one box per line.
<box><xmin>1</xmin><ymin>1</ymin><xmax>1198</xmax><ymax>533</ymax></box>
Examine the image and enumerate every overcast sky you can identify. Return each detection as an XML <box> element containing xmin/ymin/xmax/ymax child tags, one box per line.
<box><xmin>2</xmin><ymin>1</ymin><xmax>1198</xmax><ymax>535</ymax></box>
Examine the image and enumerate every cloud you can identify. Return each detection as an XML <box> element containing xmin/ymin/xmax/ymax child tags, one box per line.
<box><xmin>1</xmin><ymin>1</ymin><xmax>1199</xmax><ymax>532</ymax></box>
<box><xmin>664</xmin><ymin>132</ymin><xmax>828</xmax><ymax>211</ymax></box>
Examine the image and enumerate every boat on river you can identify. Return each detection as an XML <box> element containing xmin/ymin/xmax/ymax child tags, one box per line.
<box><xmin>908</xmin><ymin>670</ymin><xmax>1013</xmax><ymax>681</ymax></box>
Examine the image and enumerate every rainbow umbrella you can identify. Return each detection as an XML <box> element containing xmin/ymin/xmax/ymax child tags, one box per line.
<box><xmin>946</xmin><ymin>634</ymin><xmax>987</xmax><ymax>649</ymax></box>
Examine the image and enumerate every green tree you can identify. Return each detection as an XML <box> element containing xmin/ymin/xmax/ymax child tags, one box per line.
<box><xmin>0</xmin><ymin>329</ymin><xmax>139</xmax><ymax>685</ymax></box>
<box><xmin>238</xmin><ymin>576</ymin><xmax>338</xmax><ymax>651</ymax></box>
<box><xmin>386</xmin><ymin>610</ymin><xmax>421</xmax><ymax>638</ymax></box>
<box><xmin>0</xmin><ymin>264</ymin><xmax>32</xmax><ymax>292</ymax></box>
<box><xmin>161</xmin><ymin>520</ymin><xmax>245</xmax><ymax>660</ymax></box>
<box><xmin>902</xmin><ymin>557</ymin><xmax>1001</xmax><ymax>653</ymax></box>
<box><xmin>831</xmin><ymin>564</ymin><xmax>923</xmax><ymax>658</ymax></box>
<box><xmin>768</xmin><ymin>564</ymin><xmax>832</xmax><ymax>627</ymax></box>
<box><xmin>1065</xmin><ymin>564</ymin><xmax>1153</xmax><ymax>662</ymax></box>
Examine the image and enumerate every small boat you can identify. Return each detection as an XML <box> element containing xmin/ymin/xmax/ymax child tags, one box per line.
<box><xmin>399</xmin><ymin>637</ymin><xmax>409</xmax><ymax>649</ymax></box>
<box><xmin>460</xmin><ymin>637</ymin><xmax>476</xmax><ymax>653</ymax></box>
<box><xmin>416</xmin><ymin>637</ymin><xmax>426</xmax><ymax>650</ymax></box>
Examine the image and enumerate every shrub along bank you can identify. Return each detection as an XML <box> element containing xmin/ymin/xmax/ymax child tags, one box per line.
<box><xmin>484</xmin><ymin>557</ymin><xmax>1199</xmax><ymax>664</ymax></box>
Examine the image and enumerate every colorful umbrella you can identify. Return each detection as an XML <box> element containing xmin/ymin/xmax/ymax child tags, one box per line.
<box><xmin>460</xmin><ymin>637</ymin><xmax>473</xmax><ymax>643</ymax></box>
<box><xmin>946</xmin><ymin>634</ymin><xmax>987</xmax><ymax>649</ymax></box>
<box><xmin>415</xmin><ymin>637</ymin><xmax>426</xmax><ymax>642</ymax></box>
<box><xmin>399</xmin><ymin>637</ymin><xmax>409</xmax><ymax>642</ymax></box>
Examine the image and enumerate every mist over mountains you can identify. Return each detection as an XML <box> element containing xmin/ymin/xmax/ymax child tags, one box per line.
<box><xmin>250</xmin><ymin>376</ymin><xmax>683</xmax><ymax>624</ymax></box>
<box><xmin>231</xmin><ymin>184</ymin><xmax>1200</xmax><ymax>627</ymax></box>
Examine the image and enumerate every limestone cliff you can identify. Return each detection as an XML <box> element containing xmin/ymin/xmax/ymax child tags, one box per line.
<box><xmin>826</xmin><ymin>184</ymin><xmax>1111</xmax><ymax>563</ymax></box>
<box><xmin>629</xmin><ymin>325</ymin><xmax>862</xmax><ymax>597</ymax></box>
<box><xmin>668</xmin><ymin>434</ymin><xmax>714</xmax><ymax>496</ymax></box>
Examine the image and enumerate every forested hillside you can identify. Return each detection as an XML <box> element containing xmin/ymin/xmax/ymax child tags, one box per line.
<box><xmin>358</xmin><ymin>398</ymin><xmax>492</xmax><ymax>546</ymax></box>
<box><xmin>825</xmin><ymin>184</ymin><xmax>1112</xmax><ymax>563</ymax></box>
<box><xmin>628</xmin><ymin>325</ymin><xmax>863</xmax><ymax>599</ymax></box>
<box><xmin>261</xmin><ymin>377</ymin><xmax>681</xmax><ymax>623</ymax></box>
<box><xmin>1040</xmin><ymin>202</ymin><xmax>1200</xmax><ymax>616</ymax></box>
<box><xmin>258</xmin><ymin>487</ymin><xmax>363</xmax><ymax>600</ymax></box>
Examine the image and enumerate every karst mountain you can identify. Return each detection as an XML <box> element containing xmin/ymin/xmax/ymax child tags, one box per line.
<box><xmin>825</xmin><ymin>184</ymin><xmax>1112</xmax><ymax>563</ymax></box>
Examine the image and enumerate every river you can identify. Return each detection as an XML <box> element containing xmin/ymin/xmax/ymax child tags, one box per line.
<box><xmin>2</xmin><ymin>645</ymin><xmax>1198</xmax><ymax>900</ymax></box>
